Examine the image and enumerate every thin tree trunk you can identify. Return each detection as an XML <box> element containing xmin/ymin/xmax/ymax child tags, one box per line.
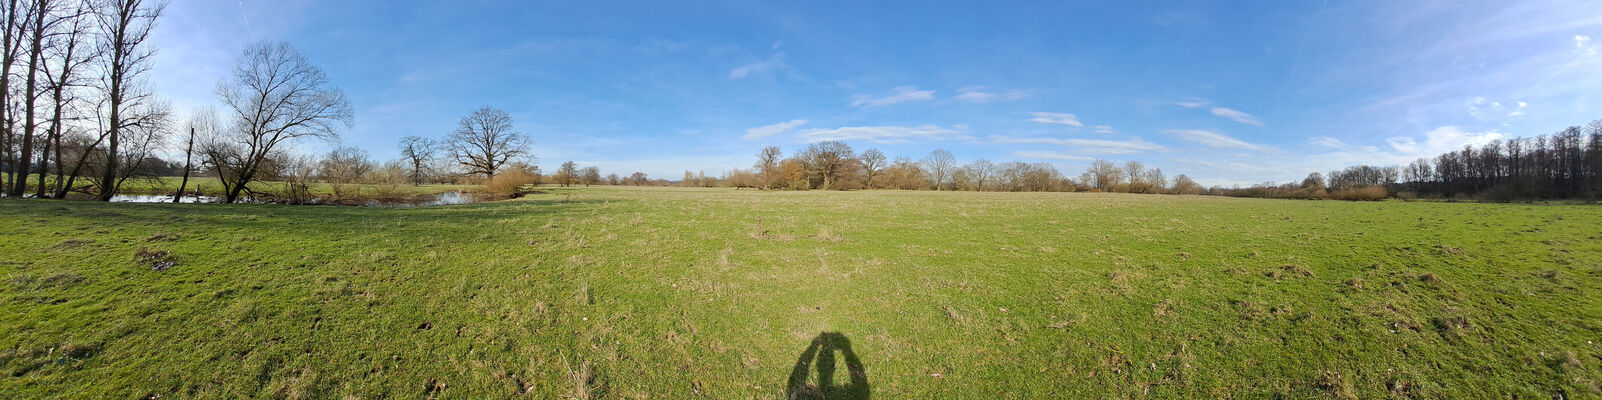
<box><xmin>9</xmin><ymin>0</ymin><xmax>45</xmax><ymax>197</ymax></box>
<box><xmin>0</xmin><ymin>0</ymin><xmax>17</xmax><ymax>198</ymax></box>
<box><xmin>46</xmin><ymin>4</ymin><xmax>80</xmax><ymax>199</ymax></box>
<box><xmin>32</xmin><ymin>136</ymin><xmax>48</xmax><ymax>197</ymax></box>
<box><xmin>96</xmin><ymin>65</ymin><xmax>122</xmax><ymax>201</ymax></box>
<box><xmin>95</xmin><ymin>0</ymin><xmax>132</xmax><ymax>202</ymax></box>
<box><xmin>172</xmin><ymin>127</ymin><xmax>193</xmax><ymax>202</ymax></box>
<box><xmin>224</xmin><ymin>177</ymin><xmax>250</xmax><ymax>203</ymax></box>
<box><xmin>50</xmin><ymin>125</ymin><xmax>63</xmax><ymax>197</ymax></box>
<box><xmin>412</xmin><ymin>158</ymin><xmax>422</xmax><ymax>186</ymax></box>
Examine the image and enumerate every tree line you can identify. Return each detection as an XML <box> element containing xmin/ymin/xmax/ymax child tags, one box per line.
<box><xmin>687</xmin><ymin>141</ymin><xmax>1210</xmax><ymax>194</ymax></box>
<box><xmin>1218</xmin><ymin>119</ymin><xmax>1602</xmax><ymax>202</ymax></box>
<box><xmin>0</xmin><ymin>0</ymin><xmax>167</xmax><ymax>201</ymax></box>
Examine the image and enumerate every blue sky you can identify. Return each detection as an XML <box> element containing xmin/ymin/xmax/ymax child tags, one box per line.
<box><xmin>149</xmin><ymin>1</ymin><xmax>1602</xmax><ymax>186</ymax></box>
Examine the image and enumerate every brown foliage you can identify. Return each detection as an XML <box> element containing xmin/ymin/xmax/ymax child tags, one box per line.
<box><xmin>1329</xmin><ymin>186</ymin><xmax>1387</xmax><ymax>201</ymax></box>
<box><xmin>483</xmin><ymin>169</ymin><xmax>538</xmax><ymax>197</ymax></box>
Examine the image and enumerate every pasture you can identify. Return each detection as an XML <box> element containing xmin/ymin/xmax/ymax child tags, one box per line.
<box><xmin>1</xmin><ymin>187</ymin><xmax>1599</xmax><ymax>398</ymax></box>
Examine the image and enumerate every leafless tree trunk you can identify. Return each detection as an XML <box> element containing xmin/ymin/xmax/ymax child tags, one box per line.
<box><xmin>0</xmin><ymin>0</ymin><xmax>26</xmax><ymax>196</ymax></box>
<box><xmin>169</xmin><ymin>127</ymin><xmax>190</xmax><ymax>201</ymax></box>
<box><xmin>214</xmin><ymin>41</ymin><xmax>352</xmax><ymax>203</ymax></box>
<box><xmin>92</xmin><ymin>0</ymin><xmax>164</xmax><ymax>201</ymax></box>
<box><xmin>6</xmin><ymin>0</ymin><xmax>50</xmax><ymax>197</ymax></box>
<box><xmin>40</xmin><ymin>0</ymin><xmax>90</xmax><ymax>198</ymax></box>
<box><xmin>168</xmin><ymin>109</ymin><xmax>212</xmax><ymax>201</ymax></box>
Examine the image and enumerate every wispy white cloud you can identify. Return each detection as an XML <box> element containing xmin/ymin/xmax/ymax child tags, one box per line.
<box><xmin>729</xmin><ymin>53</ymin><xmax>787</xmax><ymax>79</ymax></box>
<box><xmin>1165</xmin><ymin>129</ymin><xmax>1265</xmax><ymax>150</ymax></box>
<box><xmin>990</xmin><ymin>135</ymin><xmax>1165</xmax><ymax>154</ymax></box>
<box><xmin>1577</xmin><ymin>34</ymin><xmax>1598</xmax><ymax>56</ymax></box>
<box><xmin>1310</xmin><ymin>136</ymin><xmax>1350</xmax><ymax>149</ymax></box>
<box><xmin>1466</xmin><ymin>97</ymin><xmax>1531</xmax><ymax>121</ymax></box>
<box><xmin>951</xmin><ymin>86</ymin><xmax>1031</xmax><ymax>103</ymax></box>
<box><xmin>1178</xmin><ymin>100</ymin><xmax>1264</xmax><ymax>126</ymax></box>
<box><xmin>1386</xmin><ymin>126</ymin><xmax>1504</xmax><ymax>155</ymax></box>
<box><xmin>1025</xmin><ymin>112</ymin><xmax>1083</xmax><ymax>127</ymax></box>
<box><xmin>1012</xmin><ymin>151</ymin><xmax>1092</xmax><ymax>161</ymax></box>
<box><xmin>1208</xmin><ymin>107</ymin><xmax>1264</xmax><ymax>126</ymax></box>
<box><xmin>1092</xmin><ymin>125</ymin><xmax>1116</xmax><ymax>134</ymax></box>
<box><xmin>850</xmin><ymin>86</ymin><xmax>936</xmax><ymax>107</ymax></box>
<box><xmin>798</xmin><ymin>124</ymin><xmax>963</xmax><ymax>143</ymax></box>
<box><xmin>742</xmin><ymin>119</ymin><xmax>808</xmax><ymax>140</ymax></box>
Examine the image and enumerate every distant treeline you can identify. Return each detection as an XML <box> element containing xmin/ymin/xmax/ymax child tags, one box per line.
<box><xmin>659</xmin><ymin>118</ymin><xmax>1602</xmax><ymax>202</ymax></box>
<box><xmin>692</xmin><ymin>142</ymin><xmax>1205</xmax><ymax>193</ymax></box>
<box><xmin>1219</xmin><ymin>119</ymin><xmax>1602</xmax><ymax>202</ymax></box>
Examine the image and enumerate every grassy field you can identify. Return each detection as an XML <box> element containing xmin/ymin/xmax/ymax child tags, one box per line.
<box><xmin>2</xmin><ymin>187</ymin><xmax>1600</xmax><ymax>398</ymax></box>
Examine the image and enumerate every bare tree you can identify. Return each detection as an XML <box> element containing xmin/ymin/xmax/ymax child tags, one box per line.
<box><xmin>1145</xmin><ymin>167</ymin><xmax>1166</xmax><ymax>193</ymax></box>
<box><xmin>797</xmin><ymin>141</ymin><xmax>855</xmax><ymax>190</ymax></box>
<box><xmin>1123</xmin><ymin>161</ymin><xmax>1150</xmax><ymax>193</ymax></box>
<box><xmin>580</xmin><ymin>166</ymin><xmax>599</xmax><ymax>186</ymax></box>
<box><xmin>447</xmin><ymin>106</ymin><xmax>530</xmax><ymax>178</ymax></box>
<box><xmin>963</xmin><ymin>159</ymin><xmax>994</xmax><ymax>191</ymax></box>
<box><xmin>212</xmin><ymin>41</ymin><xmax>352</xmax><ymax>203</ymax></box>
<box><xmin>859</xmin><ymin>148</ymin><xmax>886</xmax><ymax>188</ymax></box>
<box><xmin>755</xmin><ymin>145</ymin><xmax>782</xmax><ymax>189</ymax></box>
<box><xmin>169</xmin><ymin>107</ymin><xmax>214</xmax><ymax>201</ymax></box>
<box><xmin>94</xmin><ymin>114</ymin><xmax>164</xmax><ymax>192</ymax></box>
<box><xmin>41</xmin><ymin>0</ymin><xmax>94</xmax><ymax>198</ymax></box>
<box><xmin>882</xmin><ymin>156</ymin><xmax>926</xmax><ymax>190</ymax></box>
<box><xmin>8</xmin><ymin>0</ymin><xmax>62</xmax><ymax>197</ymax></box>
<box><xmin>91</xmin><ymin>0</ymin><xmax>165</xmax><ymax>201</ymax></box>
<box><xmin>919</xmin><ymin>148</ymin><xmax>955</xmax><ymax>190</ymax></box>
<box><xmin>318</xmin><ymin>146</ymin><xmax>371</xmax><ymax>200</ymax></box>
<box><xmin>1084</xmin><ymin>159</ymin><xmax>1124</xmax><ymax>191</ymax></box>
<box><xmin>0</xmin><ymin>0</ymin><xmax>26</xmax><ymax>194</ymax></box>
<box><xmin>397</xmin><ymin>135</ymin><xmax>437</xmax><ymax>185</ymax></box>
<box><xmin>554</xmin><ymin>160</ymin><xmax>577</xmax><ymax>186</ymax></box>
<box><xmin>1171</xmin><ymin>174</ymin><xmax>1203</xmax><ymax>195</ymax></box>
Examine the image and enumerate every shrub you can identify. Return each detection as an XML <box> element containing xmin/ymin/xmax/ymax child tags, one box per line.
<box><xmin>484</xmin><ymin>169</ymin><xmax>538</xmax><ymax>197</ymax></box>
<box><xmin>368</xmin><ymin>162</ymin><xmax>410</xmax><ymax>199</ymax></box>
<box><xmin>1330</xmin><ymin>186</ymin><xmax>1387</xmax><ymax>201</ymax></box>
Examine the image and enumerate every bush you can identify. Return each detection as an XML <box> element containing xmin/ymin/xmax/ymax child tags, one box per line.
<box><xmin>1330</xmin><ymin>186</ymin><xmax>1387</xmax><ymax>201</ymax></box>
<box><xmin>484</xmin><ymin>169</ymin><xmax>537</xmax><ymax>197</ymax></box>
<box><xmin>368</xmin><ymin>162</ymin><xmax>410</xmax><ymax>199</ymax></box>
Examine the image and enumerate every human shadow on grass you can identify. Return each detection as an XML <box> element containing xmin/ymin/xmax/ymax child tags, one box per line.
<box><xmin>785</xmin><ymin>332</ymin><xmax>869</xmax><ymax>400</ymax></box>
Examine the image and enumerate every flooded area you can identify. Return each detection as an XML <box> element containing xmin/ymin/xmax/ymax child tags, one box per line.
<box><xmin>87</xmin><ymin>191</ymin><xmax>486</xmax><ymax>207</ymax></box>
<box><xmin>108</xmin><ymin>194</ymin><xmax>225</xmax><ymax>203</ymax></box>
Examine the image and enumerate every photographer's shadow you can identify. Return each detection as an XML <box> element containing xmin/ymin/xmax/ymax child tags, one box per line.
<box><xmin>785</xmin><ymin>332</ymin><xmax>869</xmax><ymax>400</ymax></box>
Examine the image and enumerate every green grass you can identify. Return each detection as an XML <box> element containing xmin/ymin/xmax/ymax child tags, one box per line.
<box><xmin>2</xmin><ymin>187</ymin><xmax>1599</xmax><ymax>398</ymax></box>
